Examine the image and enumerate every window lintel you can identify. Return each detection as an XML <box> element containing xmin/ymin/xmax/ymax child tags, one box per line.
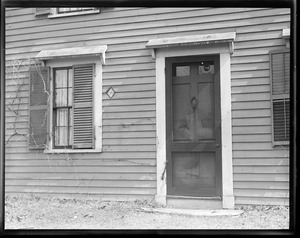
<box><xmin>35</xmin><ymin>45</ymin><xmax>107</xmax><ymax>65</ymax></box>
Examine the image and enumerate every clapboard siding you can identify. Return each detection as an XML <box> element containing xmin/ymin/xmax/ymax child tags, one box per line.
<box><xmin>5</xmin><ymin>186</ymin><xmax>156</xmax><ymax>195</ymax></box>
<box><xmin>5</xmin><ymin>7</ymin><xmax>290</xmax><ymax>205</ymax></box>
<box><xmin>5</xmin><ymin>179</ymin><xmax>156</xmax><ymax>188</ymax></box>
<box><xmin>5</xmin><ymin>8</ymin><xmax>282</xmax><ymax>37</ymax></box>
<box><xmin>5</xmin><ymin>172</ymin><xmax>156</xmax><ymax>181</ymax></box>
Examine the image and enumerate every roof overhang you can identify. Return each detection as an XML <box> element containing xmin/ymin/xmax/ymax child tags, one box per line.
<box><xmin>34</xmin><ymin>45</ymin><xmax>107</xmax><ymax>64</ymax></box>
<box><xmin>146</xmin><ymin>32</ymin><xmax>236</xmax><ymax>58</ymax></box>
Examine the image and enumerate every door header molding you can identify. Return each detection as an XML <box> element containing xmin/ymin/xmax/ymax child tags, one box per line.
<box><xmin>146</xmin><ymin>32</ymin><xmax>236</xmax><ymax>58</ymax></box>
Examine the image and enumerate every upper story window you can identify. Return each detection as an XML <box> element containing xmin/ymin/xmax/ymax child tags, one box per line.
<box><xmin>34</xmin><ymin>7</ymin><xmax>100</xmax><ymax>18</ymax></box>
<box><xmin>57</xmin><ymin>7</ymin><xmax>95</xmax><ymax>14</ymax></box>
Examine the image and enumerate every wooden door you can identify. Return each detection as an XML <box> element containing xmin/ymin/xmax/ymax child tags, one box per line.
<box><xmin>166</xmin><ymin>55</ymin><xmax>222</xmax><ymax>197</ymax></box>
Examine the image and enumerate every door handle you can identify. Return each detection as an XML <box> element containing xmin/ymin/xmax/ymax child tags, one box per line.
<box><xmin>216</xmin><ymin>144</ymin><xmax>220</xmax><ymax>147</ymax></box>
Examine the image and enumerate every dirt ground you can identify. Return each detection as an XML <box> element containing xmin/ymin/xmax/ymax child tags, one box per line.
<box><xmin>4</xmin><ymin>194</ymin><xmax>290</xmax><ymax>231</ymax></box>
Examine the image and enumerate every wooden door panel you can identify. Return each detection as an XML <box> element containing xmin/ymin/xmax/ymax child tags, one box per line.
<box><xmin>173</xmin><ymin>83</ymin><xmax>191</xmax><ymax>141</ymax></box>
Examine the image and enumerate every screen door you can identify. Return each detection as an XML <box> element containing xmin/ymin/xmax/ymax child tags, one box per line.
<box><xmin>166</xmin><ymin>55</ymin><xmax>222</xmax><ymax>197</ymax></box>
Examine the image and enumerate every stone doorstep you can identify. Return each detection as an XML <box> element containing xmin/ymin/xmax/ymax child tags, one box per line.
<box><xmin>139</xmin><ymin>207</ymin><xmax>244</xmax><ymax>217</ymax></box>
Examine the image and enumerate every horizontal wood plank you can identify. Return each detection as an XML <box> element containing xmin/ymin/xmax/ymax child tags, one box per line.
<box><xmin>5</xmin><ymin>172</ymin><xmax>156</xmax><ymax>180</ymax></box>
<box><xmin>5</xmin><ymin>179</ymin><xmax>156</xmax><ymax>188</ymax></box>
<box><xmin>5</xmin><ymin>185</ymin><xmax>156</xmax><ymax>195</ymax></box>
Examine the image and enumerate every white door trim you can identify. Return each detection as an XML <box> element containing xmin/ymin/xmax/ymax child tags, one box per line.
<box><xmin>154</xmin><ymin>44</ymin><xmax>234</xmax><ymax>209</ymax></box>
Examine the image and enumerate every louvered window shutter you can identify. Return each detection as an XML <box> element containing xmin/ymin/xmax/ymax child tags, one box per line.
<box><xmin>270</xmin><ymin>50</ymin><xmax>290</xmax><ymax>142</ymax></box>
<box><xmin>34</xmin><ymin>8</ymin><xmax>51</xmax><ymax>16</ymax></box>
<box><xmin>72</xmin><ymin>64</ymin><xmax>94</xmax><ymax>149</ymax></box>
<box><xmin>29</xmin><ymin>66</ymin><xmax>50</xmax><ymax>149</ymax></box>
<box><xmin>273</xmin><ymin>99</ymin><xmax>289</xmax><ymax>141</ymax></box>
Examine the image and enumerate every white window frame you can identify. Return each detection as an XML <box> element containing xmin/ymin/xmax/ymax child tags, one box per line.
<box><xmin>44</xmin><ymin>57</ymin><xmax>103</xmax><ymax>153</ymax></box>
<box><xmin>48</xmin><ymin>7</ymin><xmax>100</xmax><ymax>18</ymax></box>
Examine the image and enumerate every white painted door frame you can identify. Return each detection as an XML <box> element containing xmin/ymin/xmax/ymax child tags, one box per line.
<box><xmin>154</xmin><ymin>44</ymin><xmax>234</xmax><ymax>209</ymax></box>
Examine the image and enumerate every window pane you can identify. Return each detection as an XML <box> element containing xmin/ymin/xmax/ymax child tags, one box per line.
<box><xmin>55</xmin><ymin>70</ymin><xmax>68</xmax><ymax>88</ymax></box>
<box><xmin>56</xmin><ymin>108</ymin><xmax>68</xmax><ymax>127</ymax></box>
<box><xmin>55</xmin><ymin>88</ymin><xmax>68</xmax><ymax>107</ymax></box>
<box><xmin>68</xmin><ymin>68</ymin><xmax>73</xmax><ymax>88</ymax></box>
<box><xmin>55</xmin><ymin>109</ymin><xmax>69</xmax><ymax>146</ymax></box>
<box><xmin>68</xmin><ymin>88</ymin><xmax>73</xmax><ymax>107</ymax></box>
<box><xmin>55</xmin><ymin>126</ymin><xmax>68</xmax><ymax>146</ymax></box>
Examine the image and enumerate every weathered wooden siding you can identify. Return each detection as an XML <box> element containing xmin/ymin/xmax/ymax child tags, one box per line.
<box><xmin>5</xmin><ymin>7</ymin><xmax>290</xmax><ymax>205</ymax></box>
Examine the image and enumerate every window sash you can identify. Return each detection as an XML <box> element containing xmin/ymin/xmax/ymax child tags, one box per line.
<box><xmin>53</xmin><ymin>67</ymin><xmax>73</xmax><ymax>149</ymax></box>
<box><xmin>57</xmin><ymin>8</ymin><xmax>95</xmax><ymax>14</ymax></box>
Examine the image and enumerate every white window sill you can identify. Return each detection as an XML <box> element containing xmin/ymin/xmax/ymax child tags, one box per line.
<box><xmin>44</xmin><ymin>148</ymin><xmax>102</xmax><ymax>154</ymax></box>
<box><xmin>48</xmin><ymin>9</ymin><xmax>100</xmax><ymax>19</ymax></box>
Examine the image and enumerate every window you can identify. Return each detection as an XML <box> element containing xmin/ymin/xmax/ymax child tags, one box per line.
<box><xmin>57</xmin><ymin>8</ymin><xmax>95</xmax><ymax>14</ymax></box>
<box><xmin>29</xmin><ymin>54</ymin><xmax>104</xmax><ymax>153</ymax></box>
<box><xmin>53</xmin><ymin>68</ymin><xmax>73</xmax><ymax>149</ymax></box>
<box><xmin>34</xmin><ymin>8</ymin><xmax>100</xmax><ymax>18</ymax></box>
<box><xmin>270</xmin><ymin>49</ymin><xmax>290</xmax><ymax>145</ymax></box>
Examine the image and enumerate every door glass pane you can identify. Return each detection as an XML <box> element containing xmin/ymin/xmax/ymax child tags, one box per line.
<box><xmin>198</xmin><ymin>61</ymin><xmax>214</xmax><ymax>74</ymax></box>
<box><xmin>176</xmin><ymin>66</ymin><xmax>190</xmax><ymax>76</ymax></box>
<box><xmin>55</xmin><ymin>69</ymin><xmax>68</xmax><ymax>88</ymax></box>
<box><xmin>172</xmin><ymin>152</ymin><xmax>216</xmax><ymax>189</ymax></box>
<box><xmin>196</xmin><ymin>82</ymin><xmax>215</xmax><ymax>140</ymax></box>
